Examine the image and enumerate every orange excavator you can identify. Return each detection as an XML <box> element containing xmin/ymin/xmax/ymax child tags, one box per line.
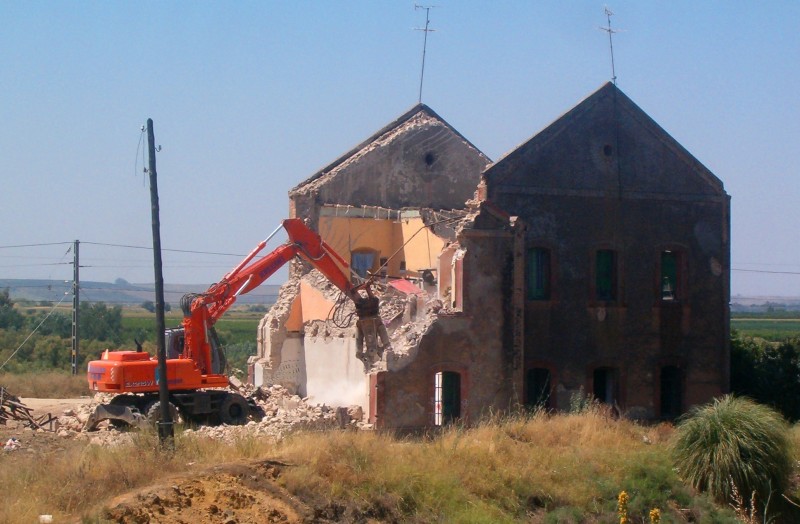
<box><xmin>85</xmin><ymin>218</ymin><xmax>388</xmax><ymax>430</ymax></box>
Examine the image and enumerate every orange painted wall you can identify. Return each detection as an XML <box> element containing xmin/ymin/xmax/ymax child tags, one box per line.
<box><xmin>299</xmin><ymin>280</ymin><xmax>337</xmax><ymax>322</ymax></box>
<box><xmin>318</xmin><ymin>216</ymin><xmax>445</xmax><ymax>278</ymax></box>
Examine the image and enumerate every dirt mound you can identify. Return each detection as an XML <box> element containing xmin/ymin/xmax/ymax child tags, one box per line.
<box><xmin>101</xmin><ymin>460</ymin><xmax>314</xmax><ymax>523</ymax></box>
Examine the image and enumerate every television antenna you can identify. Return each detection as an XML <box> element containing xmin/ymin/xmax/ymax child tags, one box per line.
<box><xmin>415</xmin><ymin>4</ymin><xmax>437</xmax><ymax>103</ymax></box>
<box><xmin>599</xmin><ymin>6</ymin><xmax>623</xmax><ymax>85</ymax></box>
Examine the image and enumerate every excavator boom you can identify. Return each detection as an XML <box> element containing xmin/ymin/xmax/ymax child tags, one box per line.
<box><xmin>85</xmin><ymin>218</ymin><xmax>388</xmax><ymax>430</ymax></box>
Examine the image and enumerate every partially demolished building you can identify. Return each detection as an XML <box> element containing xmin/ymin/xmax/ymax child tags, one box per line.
<box><xmin>250</xmin><ymin>83</ymin><xmax>730</xmax><ymax>428</ymax></box>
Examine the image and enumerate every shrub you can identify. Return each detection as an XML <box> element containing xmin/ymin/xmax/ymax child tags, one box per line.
<box><xmin>731</xmin><ymin>333</ymin><xmax>800</xmax><ymax>421</ymax></box>
<box><xmin>672</xmin><ymin>395</ymin><xmax>792</xmax><ymax>506</ymax></box>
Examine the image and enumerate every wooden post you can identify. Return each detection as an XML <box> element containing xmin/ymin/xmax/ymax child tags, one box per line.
<box><xmin>147</xmin><ymin>118</ymin><xmax>174</xmax><ymax>446</ymax></box>
<box><xmin>71</xmin><ymin>240</ymin><xmax>79</xmax><ymax>375</ymax></box>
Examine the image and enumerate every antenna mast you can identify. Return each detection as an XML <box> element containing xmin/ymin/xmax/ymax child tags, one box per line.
<box><xmin>600</xmin><ymin>6</ymin><xmax>618</xmax><ymax>85</ymax></box>
<box><xmin>415</xmin><ymin>4</ymin><xmax>436</xmax><ymax>103</ymax></box>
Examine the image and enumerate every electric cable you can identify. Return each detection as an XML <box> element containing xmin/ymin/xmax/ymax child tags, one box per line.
<box><xmin>0</xmin><ymin>292</ymin><xmax>70</xmax><ymax>371</ymax></box>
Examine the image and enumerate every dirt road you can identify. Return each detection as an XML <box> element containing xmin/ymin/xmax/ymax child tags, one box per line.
<box><xmin>20</xmin><ymin>397</ymin><xmax>92</xmax><ymax>417</ymax></box>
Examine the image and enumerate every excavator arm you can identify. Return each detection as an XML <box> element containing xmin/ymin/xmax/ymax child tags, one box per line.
<box><xmin>183</xmin><ymin>218</ymin><xmax>385</xmax><ymax>374</ymax></box>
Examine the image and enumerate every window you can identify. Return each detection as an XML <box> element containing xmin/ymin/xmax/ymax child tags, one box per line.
<box><xmin>434</xmin><ymin>371</ymin><xmax>461</xmax><ymax>425</ymax></box>
<box><xmin>379</xmin><ymin>257</ymin><xmax>388</xmax><ymax>278</ymax></box>
<box><xmin>593</xmin><ymin>367</ymin><xmax>618</xmax><ymax>405</ymax></box>
<box><xmin>661</xmin><ymin>251</ymin><xmax>681</xmax><ymax>301</ymax></box>
<box><xmin>351</xmin><ymin>250</ymin><xmax>378</xmax><ymax>280</ymax></box>
<box><xmin>526</xmin><ymin>248</ymin><xmax>551</xmax><ymax>300</ymax></box>
<box><xmin>660</xmin><ymin>366</ymin><xmax>682</xmax><ymax>420</ymax></box>
<box><xmin>526</xmin><ymin>368</ymin><xmax>552</xmax><ymax>409</ymax></box>
<box><xmin>595</xmin><ymin>250</ymin><xmax>617</xmax><ymax>301</ymax></box>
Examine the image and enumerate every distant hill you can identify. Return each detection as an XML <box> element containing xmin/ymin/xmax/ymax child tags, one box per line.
<box><xmin>730</xmin><ymin>295</ymin><xmax>800</xmax><ymax>313</ymax></box>
<box><xmin>0</xmin><ymin>278</ymin><xmax>281</xmax><ymax>306</ymax></box>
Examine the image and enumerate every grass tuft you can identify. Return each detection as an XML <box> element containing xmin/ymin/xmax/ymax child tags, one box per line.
<box><xmin>672</xmin><ymin>395</ymin><xmax>793</xmax><ymax>507</ymax></box>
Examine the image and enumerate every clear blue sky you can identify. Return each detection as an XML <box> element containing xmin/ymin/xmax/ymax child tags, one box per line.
<box><xmin>1</xmin><ymin>1</ymin><xmax>798</xmax><ymax>298</ymax></box>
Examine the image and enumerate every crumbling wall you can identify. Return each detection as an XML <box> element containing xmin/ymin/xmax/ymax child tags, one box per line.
<box><xmin>253</xmin><ymin>275</ymin><xmax>301</xmax><ymax>386</ymax></box>
<box><xmin>372</xmin><ymin>213</ymin><xmax>520</xmax><ymax>429</ymax></box>
<box><xmin>290</xmin><ymin>108</ymin><xmax>490</xmax><ymax>227</ymax></box>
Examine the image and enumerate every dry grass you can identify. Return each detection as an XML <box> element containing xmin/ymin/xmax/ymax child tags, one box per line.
<box><xmin>276</xmin><ymin>409</ymin><xmax>732</xmax><ymax>522</ymax></box>
<box><xmin>0</xmin><ymin>429</ymin><xmax>280</xmax><ymax>524</ymax></box>
<box><xmin>0</xmin><ymin>409</ymin><xmax>747</xmax><ymax>523</ymax></box>
<box><xmin>0</xmin><ymin>371</ymin><xmax>88</xmax><ymax>398</ymax></box>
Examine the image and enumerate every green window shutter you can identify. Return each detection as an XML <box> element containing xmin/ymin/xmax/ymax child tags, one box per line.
<box><xmin>527</xmin><ymin>248</ymin><xmax>550</xmax><ymax>300</ymax></box>
<box><xmin>596</xmin><ymin>250</ymin><xmax>616</xmax><ymax>301</ymax></box>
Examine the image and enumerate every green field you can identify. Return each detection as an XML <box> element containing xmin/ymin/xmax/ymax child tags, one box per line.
<box><xmin>120</xmin><ymin>312</ymin><xmax>261</xmax><ymax>344</ymax></box>
<box><xmin>731</xmin><ymin>318</ymin><xmax>800</xmax><ymax>340</ymax></box>
<box><xmin>119</xmin><ymin>311</ymin><xmax>262</xmax><ymax>372</ymax></box>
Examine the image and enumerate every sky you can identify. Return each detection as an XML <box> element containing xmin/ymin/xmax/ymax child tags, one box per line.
<box><xmin>1</xmin><ymin>1</ymin><xmax>798</xmax><ymax>299</ymax></box>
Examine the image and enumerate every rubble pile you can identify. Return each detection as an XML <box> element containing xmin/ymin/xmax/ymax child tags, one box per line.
<box><xmin>186</xmin><ymin>384</ymin><xmax>366</xmax><ymax>442</ymax></box>
<box><xmin>33</xmin><ymin>385</ymin><xmax>366</xmax><ymax>446</ymax></box>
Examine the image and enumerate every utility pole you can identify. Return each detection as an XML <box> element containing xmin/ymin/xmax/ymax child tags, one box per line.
<box><xmin>146</xmin><ymin>118</ymin><xmax>174</xmax><ymax>446</ymax></box>
<box><xmin>415</xmin><ymin>4</ymin><xmax>436</xmax><ymax>103</ymax></box>
<box><xmin>71</xmin><ymin>240</ymin><xmax>79</xmax><ymax>375</ymax></box>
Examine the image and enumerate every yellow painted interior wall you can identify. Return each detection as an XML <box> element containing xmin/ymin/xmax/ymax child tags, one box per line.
<box><xmin>400</xmin><ymin>219</ymin><xmax>445</xmax><ymax>273</ymax></box>
<box><xmin>318</xmin><ymin>216</ymin><xmax>446</xmax><ymax>278</ymax></box>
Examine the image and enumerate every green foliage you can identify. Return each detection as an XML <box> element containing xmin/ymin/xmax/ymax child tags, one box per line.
<box><xmin>26</xmin><ymin>310</ymin><xmax>71</xmax><ymax>338</ymax></box>
<box><xmin>568</xmin><ymin>386</ymin><xmax>596</xmax><ymax>414</ymax></box>
<box><xmin>731</xmin><ymin>332</ymin><xmax>800</xmax><ymax>420</ymax></box>
<box><xmin>672</xmin><ymin>395</ymin><xmax>792</xmax><ymax>507</ymax></box>
<box><xmin>79</xmin><ymin>302</ymin><xmax>122</xmax><ymax>343</ymax></box>
<box><xmin>224</xmin><ymin>341</ymin><xmax>256</xmax><ymax>374</ymax></box>
<box><xmin>0</xmin><ymin>288</ymin><xmax>24</xmax><ymax>330</ymax></box>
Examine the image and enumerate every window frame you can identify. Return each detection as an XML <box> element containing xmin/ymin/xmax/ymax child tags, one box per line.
<box><xmin>594</xmin><ymin>249</ymin><xmax>618</xmax><ymax>302</ymax></box>
<box><xmin>659</xmin><ymin>248</ymin><xmax>687</xmax><ymax>303</ymax></box>
<box><xmin>526</xmin><ymin>246</ymin><xmax>552</xmax><ymax>301</ymax></box>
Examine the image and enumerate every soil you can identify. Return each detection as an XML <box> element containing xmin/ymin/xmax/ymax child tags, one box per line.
<box><xmin>2</xmin><ymin>395</ymin><xmax>366</xmax><ymax>523</ymax></box>
<box><xmin>100</xmin><ymin>460</ymin><xmax>317</xmax><ymax>524</ymax></box>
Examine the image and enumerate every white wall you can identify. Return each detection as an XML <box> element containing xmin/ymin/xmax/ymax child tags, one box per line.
<box><xmin>303</xmin><ymin>336</ymin><xmax>368</xmax><ymax>407</ymax></box>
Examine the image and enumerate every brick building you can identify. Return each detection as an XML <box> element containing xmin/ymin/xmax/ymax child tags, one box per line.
<box><xmin>253</xmin><ymin>83</ymin><xmax>730</xmax><ymax>427</ymax></box>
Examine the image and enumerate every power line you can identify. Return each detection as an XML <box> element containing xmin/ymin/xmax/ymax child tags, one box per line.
<box><xmin>732</xmin><ymin>268</ymin><xmax>800</xmax><ymax>276</ymax></box>
<box><xmin>81</xmin><ymin>241</ymin><xmax>249</xmax><ymax>257</ymax></box>
<box><xmin>0</xmin><ymin>262</ymin><xmax>72</xmax><ymax>268</ymax></box>
<box><xmin>0</xmin><ymin>242</ymin><xmax>72</xmax><ymax>249</ymax></box>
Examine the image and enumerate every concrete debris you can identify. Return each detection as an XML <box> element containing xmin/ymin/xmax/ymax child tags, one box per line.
<box><xmin>34</xmin><ymin>385</ymin><xmax>368</xmax><ymax>447</ymax></box>
<box><xmin>185</xmin><ymin>384</ymin><xmax>367</xmax><ymax>442</ymax></box>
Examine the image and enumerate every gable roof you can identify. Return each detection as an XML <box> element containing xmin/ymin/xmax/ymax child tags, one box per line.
<box><xmin>485</xmin><ymin>82</ymin><xmax>725</xmax><ymax>195</ymax></box>
<box><xmin>291</xmin><ymin>103</ymin><xmax>489</xmax><ymax>194</ymax></box>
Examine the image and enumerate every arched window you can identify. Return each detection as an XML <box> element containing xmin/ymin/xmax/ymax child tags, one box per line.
<box><xmin>351</xmin><ymin>248</ymin><xmax>379</xmax><ymax>280</ymax></box>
